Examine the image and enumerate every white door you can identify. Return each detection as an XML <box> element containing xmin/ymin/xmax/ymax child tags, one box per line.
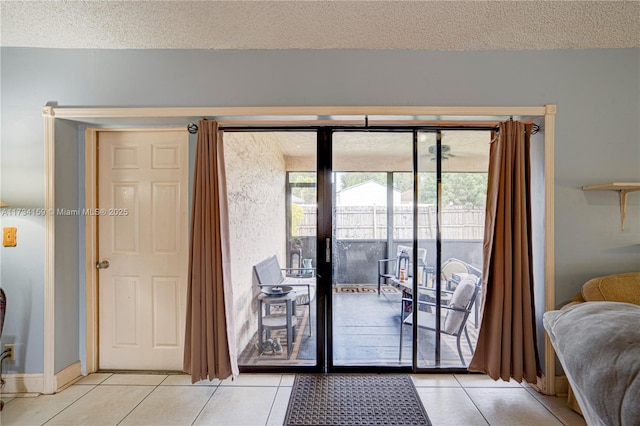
<box><xmin>98</xmin><ymin>130</ymin><xmax>189</xmax><ymax>370</ymax></box>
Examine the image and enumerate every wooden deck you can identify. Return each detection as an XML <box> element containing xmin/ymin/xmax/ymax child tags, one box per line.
<box><xmin>239</xmin><ymin>284</ymin><xmax>478</xmax><ymax>368</ymax></box>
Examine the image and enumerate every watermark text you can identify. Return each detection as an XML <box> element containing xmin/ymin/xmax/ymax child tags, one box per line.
<box><xmin>1</xmin><ymin>208</ymin><xmax>129</xmax><ymax>217</ymax></box>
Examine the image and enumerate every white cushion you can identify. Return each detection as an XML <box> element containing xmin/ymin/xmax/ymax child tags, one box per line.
<box><xmin>443</xmin><ymin>276</ymin><xmax>477</xmax><ymax>334</ymax></box>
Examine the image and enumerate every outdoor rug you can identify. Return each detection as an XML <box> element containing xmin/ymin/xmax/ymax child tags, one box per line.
<box><xmin>284</xmin><ymin>374</ymin><xmax>431</xmax><ymax>426</ymax></box>
<box><xmin>238</xmin><ymin>305</ymin><xmax>314</xmax><ymax>366</ymax></box>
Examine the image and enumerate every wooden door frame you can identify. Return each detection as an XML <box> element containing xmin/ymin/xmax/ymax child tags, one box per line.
<box><xmin>83</xmin><ymin>127</ymin><xmax>189</xmax><ymax>373</ymax></box>
<box><xmin>42</xmin><ymin>105</ymin><xmax>556</xmax><ymax>395</ymax></box>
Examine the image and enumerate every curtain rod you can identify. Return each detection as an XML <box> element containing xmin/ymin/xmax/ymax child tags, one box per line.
<box><xmin>214</xmin><ymin>125</ymin><xmax>500</xmax><ymax>133</ymax></box>
<box><xmin>188</xmin><ymin>116</ymin><xmax>517</xmax><ymax>134</ymax></box>
<box><xmin>188</xmin><ymin>121</ymin><xmax>539</xmax><ymax>134</ymax></box>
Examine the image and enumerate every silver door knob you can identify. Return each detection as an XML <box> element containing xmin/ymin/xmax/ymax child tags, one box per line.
<box><xmin>96</xmin><ymin>260</ymin><xmax>110</xmax><ymax>269</ymax></box>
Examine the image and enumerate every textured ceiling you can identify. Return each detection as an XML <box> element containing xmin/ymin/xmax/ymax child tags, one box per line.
<box><xmin>1</xmin><ymin>1</ymin><xmax>639</xmax><ymax>50</ymax></box>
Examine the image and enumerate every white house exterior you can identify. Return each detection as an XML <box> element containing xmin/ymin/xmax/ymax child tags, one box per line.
<box><xmin>336</xmin><ymin>180</ymin><xmax>402</xmax><ymax>206</ymax></box>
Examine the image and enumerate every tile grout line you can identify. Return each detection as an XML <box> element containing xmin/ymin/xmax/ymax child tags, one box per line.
<box><xmin>263</xmin><ymin>374</ymin><xmax>287</xmax><ymax>426</ymax></box>
<box><xmin>190</xmin><ymin>380</ymin><xmax>222</xmax><ymax>426</ymax></box>
<box><xmin>454</xmin><ymin>375</ymin><xmax>491</xmax><ymax>426</ymax></box>
<box><xmin>458</xmin><ymin>380</ymin><xmax>569</xmax><ymax>426</ymax></box>
<box><xmin>523</xmin><ymin>386</ymin><xmax>571</xmax><ymax>426</ymax></box>
<box><xmin>39</xmin><ymin>382</ymin><xmax>104</xmax><ymax>426</ymax></box>
<box><xmin>115</xmin><ymin>376</ymin><xmax>167</xmax><ymax>426</ymax></box>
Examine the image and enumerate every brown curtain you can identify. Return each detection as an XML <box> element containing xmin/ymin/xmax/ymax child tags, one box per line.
<box><xmin>184</xmin><ymin>120</ymin><xmax>238</xmax><ymax>382</ymax></box>
<box><xmin>468</xmin><ymin>120</ymin><xmax>541</xmax><ymax>383</ymax></box>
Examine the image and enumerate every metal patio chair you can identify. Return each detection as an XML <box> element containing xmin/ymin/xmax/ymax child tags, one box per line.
<box><xmin>399</xmin><ymin>274</ymin><xmax>480</xmax><ymax>365</ymax></box>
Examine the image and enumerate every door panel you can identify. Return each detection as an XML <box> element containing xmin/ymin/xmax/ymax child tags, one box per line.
<box><xmin>152</xmin><ymin>183</ymin><xmax>181</xmax><ymax>253</ymax></box>
<box><xmin>329</xmin><ymin>129</ymin><xmax>489</xmax><ymax>369</ymax></box>
<box><xmin>415</xmin><ymin>130</ymin><xmax>489</xmax><ymax>368</ymax></box>
<box><xmin>227</xmin><ymin>131</ymin><xmax>319</xmax><ymax>368</ymax></box>
<box><xmin>112</xmin><ymin>275</ymin><xmax>139</xmax><ymax>346</ymax></box>
<box><xmin>331</xmin><ymin>132</ymin><xmax>413</xmax><ymax>367</ymax></box>
<box><xmin>152</xmin><ymin>276</ymin><xmax>181</xmax><ymax>347</ymax></box>
<box><xmin>111</xmin><ymin>183</ymin><xmax>139</xmax><ymax>252</ymax></box>
<box><xmin>98</xmin><ymin>130</ymin><xmax>188</xmax><ymax>370</ymax></box>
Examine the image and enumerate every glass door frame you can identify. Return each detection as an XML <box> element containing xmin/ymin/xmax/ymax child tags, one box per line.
<box><xmin>323</xmin><ymin>128</ymin><xmax>418</xmax><ymax>373</ymax></box>
<box><xmin>324</xmin><ymin>126</ymin><xmax>494</xmax><ymax>373</ymax></box>
<box><xmin>224</xmin><ymin>125</ymin><xmax>492</xmax><ymax>374</ymax></box>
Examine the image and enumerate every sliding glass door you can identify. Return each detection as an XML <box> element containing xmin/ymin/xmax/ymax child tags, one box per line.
<box><xmin>328</xmin><ymin>129</ymin><xmax>489</xmax><ymax>369</ymax></box>
<box><xmin>226</xmin><ymin>131</ymin><xmax>318</xmax><ymax>369</ymax></box>
<box><xmin>227</xmin><ymin>127</ymin><xmax>489</xmax><ymax>372</ymax></box>
<box><xmin>330</xmin><ymin>131</ymin><xmax>413</xmax><ymax>367</ymax></box>
<box><xmin>415</xmin><ymin>130</ymin><xmax>489</xmax><ymax>368</ymax></box>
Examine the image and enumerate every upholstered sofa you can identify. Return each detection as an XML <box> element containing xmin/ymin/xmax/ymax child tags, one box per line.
<box><xmin>543</xmin><ymin>272</ymin><xmax>640</xmax><ymax>426</ymax></box>
<box><xmin>565</xmin><ymin>272</ymin><xmax>640</xmax><ymax>307</ymax></box>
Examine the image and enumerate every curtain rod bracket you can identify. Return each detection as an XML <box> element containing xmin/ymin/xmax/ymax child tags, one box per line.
<box><xmin>187</xmin><ymin>123</ymin><xmax>199</xmax><ymax>134</ymax></box>
<box><xmin>532</xmin><ymin>123</ymin><xmax>540</xmax><ymax>135</ymax></box>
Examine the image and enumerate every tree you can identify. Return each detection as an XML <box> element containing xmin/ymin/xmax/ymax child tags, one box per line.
<box><xmin>441</xmin><ymin>173</ymin><xmax>488</xmax><ymax>207</ymax></box>
<box><xmin>290</xmin><ymin>202</ymin><xmax>304</xmax><ymax>235</ymax></box>
<box><xmin>291</xmin><ymin>171</ymin><xmax>487</xmax><ymax>208</ymax></box>
<box><xmin>289</xmin><ymin>172</ymin><xmax>317</xmax><ymax>204</ymax></box>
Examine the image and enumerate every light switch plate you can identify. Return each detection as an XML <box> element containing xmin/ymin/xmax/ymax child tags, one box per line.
<box><xmin>3</xmin><ymin>227</ymin><xmax>17</xmax><ymax>247</ymax></box>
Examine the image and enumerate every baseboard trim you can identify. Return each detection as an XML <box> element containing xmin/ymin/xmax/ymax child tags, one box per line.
<box><xmin>555</xmin><ymin>375</ymin><xmax>569</xmax><ymax>397</ymax></box>
<box><xmin>531</xmin><ymin>375</ymin><xmax>569</xmax><ymax>397</ymax></box>
<box><xmin>1</xmin><ymin>373</ymin><xmax>44</xmax><ymax>394</ymax></box>
<box><xmin>55</xmin><ymin>362</ymin><xmax>82</xmax><ymax>391</ymax></box>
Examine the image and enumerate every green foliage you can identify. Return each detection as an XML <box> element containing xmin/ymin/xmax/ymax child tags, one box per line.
<box><xmin>442</xmin><ymin>173</ymin><xmax>488</xmax><ymax>208</ymax></box>
<box><xmin>414</xmin><ymin>173</ymin><xmax>487</xmax><ymax>207</ymax></box>
<box><xmin>289</xmin><ymin>171</ymin><xmax>488</xmax><ymax>209</ymax></box>
<box><xmin>290</xmin><ymin>172</ymin><xmax>317</xmax><ymax>204</ymax></box>
<box><xmin>339</xmin><ymin>171</ymin><xmax>487</xmax><ymax>208</ymax></box>
<box><xmin>291</xmin><ymin>203</ymin><xmax>304</xmax><ymax>236</ymax></box>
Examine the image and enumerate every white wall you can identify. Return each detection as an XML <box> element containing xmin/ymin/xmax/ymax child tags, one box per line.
<box><xmin>1</xmin><ymin>47</ymin><xmax>638</xmax><ymax>374</ymax></box>
<box><xmin>54</xmin><ymin>120</ymin><xmax>80</xmax><ymax>373</ymax></box>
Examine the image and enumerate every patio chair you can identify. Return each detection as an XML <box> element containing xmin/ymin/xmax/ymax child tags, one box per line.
<box><xmin>399</xmin><ymin>274</ymin><xmax>480</xmax><ymax>365</ymax></box>
<box><xmin>441</xmin><ymin>258</ymin><xmax>470</xmax><ymax>290</ymax></box>
<box><xmin>253</xmin><ymin>255</ymin><xmax>316</xmax><ymax>335</ymax></box>
<box><xmin>377</xmin><ymin>245</ymin><xmax>429</xmax><ymax>294</ymax></box>
<box><xmin>417</xmin><ymin>258</ymin><xmax>470</xmax><ymax>302</ymax></box>
<box><xmin>440</xmin><ymin>258</ymin><xmax>482</xmax><ymax>327</ymax></box>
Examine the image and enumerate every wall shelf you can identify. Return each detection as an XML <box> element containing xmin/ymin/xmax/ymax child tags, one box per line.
<box><xmin>582</xmin><ymin>182</ymin><xmax>640</xmax><ymax>230</ymax></box>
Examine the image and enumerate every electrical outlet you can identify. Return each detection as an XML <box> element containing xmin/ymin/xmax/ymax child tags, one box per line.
<box><xmin>4</xmin><ymin>344</ymin><xmax>15</xmax><ymax>361</ymax></box>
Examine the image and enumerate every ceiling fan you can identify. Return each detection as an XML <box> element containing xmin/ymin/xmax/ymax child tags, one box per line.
<box><xmin>428</xmin><ymin>144</ymin><xmax>456</xmax><ymax>160</ymax></box>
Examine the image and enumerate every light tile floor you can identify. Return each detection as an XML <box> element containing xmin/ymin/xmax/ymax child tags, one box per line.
<box><xmin>1</xmin><ymin>373</ymin><xmax>586</xmax><ymax>426</ymax></box>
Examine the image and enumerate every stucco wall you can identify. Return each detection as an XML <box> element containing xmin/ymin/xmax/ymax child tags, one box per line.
<box><xmin>224</xmin><ymin>132</ymin><xmax>287</xmax><ymax>350</ymax></box>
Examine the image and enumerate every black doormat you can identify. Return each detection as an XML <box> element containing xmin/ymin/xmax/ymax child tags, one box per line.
<box><xmin>284</xmin><ymin>374</ymin><xmax>431</xmax><ymax>426</ymax></box>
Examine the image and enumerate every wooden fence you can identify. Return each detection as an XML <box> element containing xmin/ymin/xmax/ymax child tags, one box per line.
<box><xmin>296</xmin><ymin>205</ymin><xmax>485</xmax><ymax>240</ymax></box>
